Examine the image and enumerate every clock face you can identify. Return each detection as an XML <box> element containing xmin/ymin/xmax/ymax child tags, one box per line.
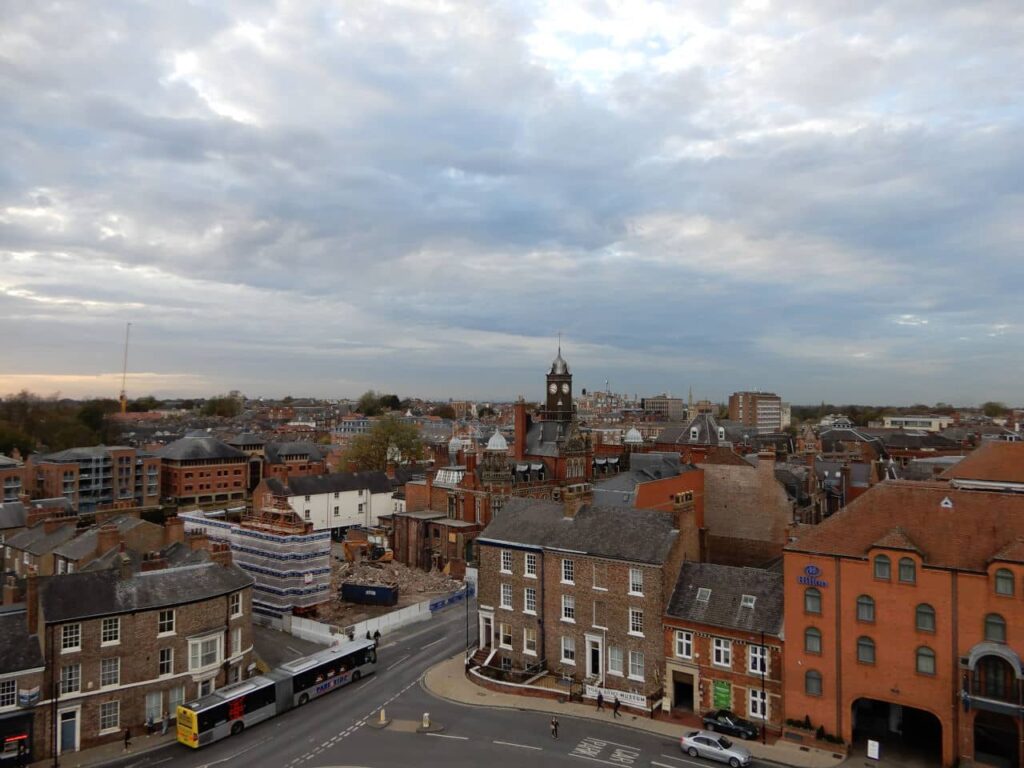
<box><xmin>549</xmin><ymin>383</ymin><xmax>558</xmax><ymax>394</ymax></box>
<box><xmin>561</xmin><ymin>383</ymin><xmax>570</xmax><ymax>394</ymax></box>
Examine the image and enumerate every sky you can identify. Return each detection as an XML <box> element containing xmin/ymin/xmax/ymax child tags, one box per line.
<box><xmin>2</xmin><ymin>0</ymin><xmax>1023</xmax><ymax>405</ymax></box>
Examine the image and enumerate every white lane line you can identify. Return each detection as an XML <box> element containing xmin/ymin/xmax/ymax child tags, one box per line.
<box><xmin>286</xmin><ymin>645</ymin><xmax>301</xmax><ymax>653</ymax></box>
<box><xmin>652</xmin><ymin>762</ymin><xmax>676</xmax><ymax>768</ymax></box>
<box><xmin>493</xmin><ymin>740</ymin><xmax>542</xmax><ymax>750</ymax></box>
<box><xmin>427</xmin><ymin>733</ymin><xmax>469</xmax><ymax>740</ymax></box>
<box><xmin>197</xmin><ymin>736</ymin><xmax>271</xmax><ymax>768</ymax></box>
<box><xmin>579</xmin><ymin>737</ymin><xmax>641</xmax><ymax>750</ymax></box>
<box><xmin>569</xmin><ymin>754</ymin><xmax>631</xmax><ymax>767</ymax></box>
<box><xmin>151</xmin><ymin>759</ymin><xmax>174</xmax><ymax>766</ymax></box>
<box><xmin>386</xmin><ymin>654</ymin><xmax>411</xmax><ymax>671</ymax></box>
<box><xmin>422</xmin><ymin>637</ymin><xmax>444</xmax><ymax>649</ymax></box>
<box><xmin>659</xmin><ymin>753</ymin><xmax>707</xmax><ymax>767</ymax></box>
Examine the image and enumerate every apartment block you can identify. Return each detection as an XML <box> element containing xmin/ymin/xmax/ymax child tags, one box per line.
<box><xmin>32</xmin><ymin>447</ymin><xmax>160</xmax><ymax>514</ymax></box>
<box><xmin>728</xmin><ymin>391</ymin><xmax>783</xmax><ymax>434</ymax></box>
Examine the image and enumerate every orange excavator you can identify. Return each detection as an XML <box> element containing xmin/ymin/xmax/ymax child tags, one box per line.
<box><xmin>341</xmin><ymin>527</ymin><xmax>393</xmax><ymax>564</ymax></box>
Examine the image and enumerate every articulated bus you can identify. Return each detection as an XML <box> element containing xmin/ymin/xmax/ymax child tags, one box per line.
<box><xmin>177</xmin><ymin>637</ymin><xmax>377</xmax><ymax>749</ymax></box>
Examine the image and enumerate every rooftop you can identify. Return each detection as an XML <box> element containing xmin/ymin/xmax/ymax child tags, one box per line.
<box><xmin>666</xmin><ymin>562</ymin><xmax>784</xmax><ymax>636</ymax></box>
<box><xmin>0</xmin><ymin>606</ymin><xmax>44</xmax><ymax>674</ymax></box>
<box><xmin>158</xmin><ymin>436</ymin><xmax>247</xmax><ymax>462</ymax></box>
<box><xmin>940</xmin><ymin>441</ymin><xmax>1024</xmax><ymax>487</ymax></box>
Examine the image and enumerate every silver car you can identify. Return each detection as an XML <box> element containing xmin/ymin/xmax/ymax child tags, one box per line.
<box><xmin>679</xmin><ymin>729</ymin><xmax>753</xmax><ymax>767</ymax></box>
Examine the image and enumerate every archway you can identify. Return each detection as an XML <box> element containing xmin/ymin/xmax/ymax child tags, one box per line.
<box><xmin>974</xmin><ymin>711</ymin><xmax>1018</xmax><ymax>768</ymax></box>
<box><xmin>851</xmin><ymin>698</ymin><xmax>942</xmax><ymax>766</ymax></box>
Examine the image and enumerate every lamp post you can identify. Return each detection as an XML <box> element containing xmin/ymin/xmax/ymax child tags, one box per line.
<box><xmin>761</xmin><ymin>630</ymin><xmax>767</xmax><ymax>745</ymax></box>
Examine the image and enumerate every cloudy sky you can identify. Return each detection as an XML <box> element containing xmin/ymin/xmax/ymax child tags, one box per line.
<box><xmin>2</xmin><ymin>1</ymin><xmax>1022</xmax><ymax>404</ymax></box>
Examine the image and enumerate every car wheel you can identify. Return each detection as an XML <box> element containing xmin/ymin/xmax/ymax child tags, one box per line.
<box><xmin>729</xmin><ymin>759</ymin><xmax>740</xmax><ymax>768</ymax></box>
<box><xmin>230</xmin><ymin>721</ymin><xmax>244</xmax><ymax>736</ymax></box>
<box><xmin>687</xmin><ymin>747</ymin><xmax>698</xmax><ymax>758</ymax></box>
<box><xmin>298</xmin><ymin>693</ymin><xmax>309</xmax><ymax>706</ymax></box>
<box><xmin>707</xmin><ymin>723</ymin><xmax>715</xmax><ymax>732</ymax></box>
<box><xmin>353</xmin><ymin>670</ymin><xmax>362</xmax><ymax>682</ymax></box>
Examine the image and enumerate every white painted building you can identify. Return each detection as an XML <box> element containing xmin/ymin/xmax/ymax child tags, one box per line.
<box><xmin>264</xmin><ymin>472</ymin><xmax>394</xmax><ymax>534</ymax></box>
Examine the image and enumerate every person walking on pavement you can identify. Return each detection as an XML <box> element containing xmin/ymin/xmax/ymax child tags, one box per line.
<box><xmin>596</xmin><ymin>691</ymin><xmax>604</xmax><ymax>711</ymax></box>
<box><xmin>123</xmin><ymin>727</ymin><xmax>132</xmax><ymax>752</ymax></box>
<box><xmin>550</xmin><ymin>717</ymin><xmax>559</xmax><ymax>739</ymax></box>
<box><xmin>161</xmin><ymin>710</ymin><xmax>169</xmax><ymax>736</ymax></box>
<box><xmin>613</xmin><ymin>697</ymin><xmax>622</xmax><ymax>718</ymax></box>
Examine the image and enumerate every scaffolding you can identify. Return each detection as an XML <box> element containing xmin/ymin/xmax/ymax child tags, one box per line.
<box><xmin>180</xmin><ymin>504</ymin><xmax>331</xmax><ymax>616</ymax></box>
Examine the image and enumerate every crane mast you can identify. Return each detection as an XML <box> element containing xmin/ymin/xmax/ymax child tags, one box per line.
<box><xmin>119</xmin><ymin>322</ymin><xmax>132</xmax><ymax>415</ymax></box>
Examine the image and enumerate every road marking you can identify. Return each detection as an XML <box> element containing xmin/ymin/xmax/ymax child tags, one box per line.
<box><xmin>427</xmin><ymin>733</ymin><xmax>469</xmax><ymax>740</ymax></box>
<box><xmin>494</xmin><ymin>740</ymin><xmax>542</xmax><ymax>750</ymax></box>
<box><xmin>197</xmin><ymin>736</ymin><xmax>270</xmax><ymax>768</ymax></box>
<box><xmin>658</xmin><ymin>753</ymin><xmax>706</xmax><ymax>768</ymax></box>
<box><xmin>387</xmin><ymin>654</ymin><xmax>411</xmax><ymax>671</ymax></box>
<box><xmin>570</xmin><ymin>755</ymin><xmax>635</xmax><ymax>767</ymax></box>
<box><xmin>422</xmin><ymin>637</ymin><xmax>444</xmax><ymax>648</ymax></box>
<box><xmin>286</xmin><ymin>645</ymin><xmax>301</xmax><ymax>654</ymax></box>
<box><xmin>150</xmin><ymin>759</ymin><xmax>174</xmax><ymax>766</ymax></box>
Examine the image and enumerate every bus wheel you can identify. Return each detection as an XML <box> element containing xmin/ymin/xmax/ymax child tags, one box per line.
<box><xmin>298</xmin><ymin>693</ymin><xmax>309</xmax><ymax>706</ymax></box>
<box><xmin>352</xmin><ymin>671</ymin><xmax>361</xmax><ymax>682</ymax></box>
<box><xmin>231</xmin><ymin>721</ymin><xmax>244</xmax><ymax>736</ymax></box>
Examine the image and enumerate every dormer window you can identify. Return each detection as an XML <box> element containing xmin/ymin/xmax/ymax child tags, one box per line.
<box><xmin>718</xmin><ymin>427</ymin><xmax>726</xmax><ymax>441</ymax></box>
<box><xmin>741</xmin><ymin>594</ymin><xmax>756</xmax><ymax>609</ymax></box>
<box><xmin>690</xmin><ymin>427</ymin><xmax>699</xmax><ymax>441</ymax></box>
<box><xmin>696</xmin><ymin>588</ymin><xmax>711</xmax><ymax>602</ymax></box>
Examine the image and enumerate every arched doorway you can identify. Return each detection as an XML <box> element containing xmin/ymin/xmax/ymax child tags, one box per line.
<box><xmin>851</xmin><ymin>698</ymin><xmax>942</xmax><ymax>765</ymax></box>
<box><xmin>974</xmin><ymin>711</ymin><xmax>1018</xmax><ymax>768</ymax></box>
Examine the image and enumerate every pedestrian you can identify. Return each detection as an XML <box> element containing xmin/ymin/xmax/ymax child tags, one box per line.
<box><xmin>373</xmin><ymin>629</ymin><xmax>381</xmax><ymax>642</ymax></box>
<box><xmin>550</xmin><ymin>717</ymin><xmax>559</xmax><ymax>739</ymax></box>
<box><xmin>596</xmin><ymin>691</ymin><xmax>604</xmax><ymax>711</ymax></box>
<box><xmin>146</xmin><ymin>713</ymin><xmax>154</xmax><ymax>736</ymax></box>
<box><xmin>613</xmin><ymin>697</ymin><xmax>622</xmax><ymax>718</ymax></box>
<box><xmin>161</xmin><ymin>710</ymin><xmax>169</xmax><ymax>736</ymax></box>
<box><xmin>123</xmin><ymin>727</ymin><xmax>132</xmax><ymax>752</ymax></box>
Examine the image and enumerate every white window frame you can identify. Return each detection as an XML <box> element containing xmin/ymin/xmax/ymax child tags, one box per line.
<box><xmin>524</xmin><ymin>587</ymin><xmax>537</xmax><ymax>615</ymax></box>
<box><xmin>99</xmin><ymin>700</ymin><xmax>120</xmax><ymax>734</ymax></box>
<box><xmin>61</xmin><ymin>623</ymin><xmax>81</xmax><ymax>653</ymax></box>
<box><xmin>561</xmin><ymin>636</ymin><xmax>576</xmax><ymax>664</ymax></box>
<box><xmin>712</xmin><ymin>637</ymin><xmax>732</xmax><ymax>668</ymax></box>
<box><xmin>562</xmin><ymin>595</ymin><xmax>576</xmax><ymax>623</ymax></box>
<box><xmin>561</xmin><ymin>559</ymin><xmax>574</xmax><ymax>585</ymax></box>
<box><xmin>100</xmin><ymin>657</ymin><xmax>120</xmax><ymax>688</ymax></box>
<box><xmin>158</xmin><ymin>647</ymin><xmax>174</xmax><ymax>677</ymax></box>
<box><xmin>230</xmin><ymin>592</ymin><xmax>243</xmax><ymax>618</ymax></box>
<box><xmin>524</xmin><ymin>552</ymin><xmax>537</xmax><ymax>578</ymax></box>
<box><xmin>500</xmin><ymin>583</ymin><xmax>513</xmax><ymax>610</ymax></box>
<box><xmin>608</xmin><ymin>645</ymin><xmax>623</xmax><ymax>676</ymax></box>
<box><xmin>232</xmin><ymin>627</ymin><xmax>243</xmax><ymax>656</ymax></box>
<box><xmin>748</xmin><ymin>688</ymin><xmax>768</xmax><ymax>720</ymax></box>
<box><xmin>748</xmin><ymin>644</ymin><xmax>768</xmax><ymax>676</ymax></box>
<box><xmin>628</xmin><ymin>567</ymin><xmax>643</xmax><ymax>595</ymax></box>
<box><xmin>628</xmin><ymin>650</ymin><xmax>644</xmax><ymax>681</ymax></box>
<box><xmin>524</xmin><ymin>627</ymin><xmax>537</xmax><ymax>656</ymax></box>
<box><xmin>188</xmin><ymin>633</ymin><xmax>223</xmax><ymax>672</ymax></box>
<box><xmin>499</xmin><ymin>623</ymin><xmax>513</xmax><ymax>649</ymax></box>
<box><xmin>60</xmin><ymin>664</ymin><xmax>81</xmax><ymax>694</ymax></box>
<box><xmin>500</xmin><ymin>550</ymin><xmax>513</xmax><ymax>574</ymax></box>
<box><xmin>628</xmin><ymin>608</ymin><xmax>644</xmax><ymax>637</ymax></box>
<box><xmin>675</xmin><ymin>630</ymin><xmax>693</xmax><ymax>659</ymax></box>
<box><xmin>101</xmin><ymin>617</ymin><xmax>120</xmax><ymax>646</ymax></box>
<box><xmin>158</xmin><ymin>609</ymin><xmax>175</xmax><ymax>636</ymax></box>
<box><xmin>0</xmin><ymin>679</ymin><xmax>16</xmax><ymax>708</ymax></box>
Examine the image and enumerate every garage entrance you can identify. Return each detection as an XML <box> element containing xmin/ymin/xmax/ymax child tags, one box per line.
<box><xmin>851</xmin><ymin>698</ymin><xmax>942</xmax><ymax>766</ymax></box>
<box><xmin>974</xmin><ymin>711</ymin><xmax>1018</xmax><ymax>768</ymax></box>
<box><xmin>672</xmin><ymin>670</ymin><xmax>695</xmax><ymax>711</ymax></box>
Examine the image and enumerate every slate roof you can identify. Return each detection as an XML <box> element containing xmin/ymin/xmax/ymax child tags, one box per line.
<box><xmin>787</xmin><ymin>481</ymin><xmax>1024</xmax><ymax>572</ymax></box>
<box><xmin>227</xmin><ymin>433</ymin><xmax>266</xmax><ymax>447</ymax></box>
<box><xmin>0</xmin><ymin>455</ymin><xmax>21</xmax><ymax>468</ymax></box>
<box><xmin>40</xmin><ymin>561</ymin><xmax>253</xmax><ymax>622</ymax></box>
<box><xmin>478</xmin><ymin>498</ymin><xmax>678</xmax><ymax>565</ymax></box>
<box><xmin>524</xmin><ymin>421</ymin><xmax>568</xmax><ymax>457</ymax></box>
<box><xmin>940</xmin><ymin>441</ymin><xmax>1024</xmax><ymax>485</ymax></box>
<box><xmin>264</xmin><ymin>441</ymin><xmax>326</xmax><ymax>464</ymax></box>
<box><xmin>281</xmin><ymin>471</ymin><xmax>392</xmax><ymax>497</ymax></box>
<box><xmin>7</xmin><ymin>521</ymin><xmax>77</xmax><ymax>555</ymax></box>
<box><xmin>592</xmin><ymin>453</ymin><xmax>692</xmax><ymax>506</ymax></box>
<box><xmin>38</xmin><ymin>445</ymin><xmax>132</xmax><ymax>462</ymax></box>
<box><xmin>0</xmin><ymin>501</ymin><xmax>27</xmax><ymax>530</ymax></box>
<box><xmin>52</xmin><ymin>515</ymin><xmax>154</xmax><ymax>561</ymax></box>
<box><xmin>666</xmin><ymin>562</ymin><xmax>783</xmax><ymax>636</ymax></box>
<box><xmin>82</xmin><ymin>540</ymin><xmax>209</xmax><ymax>572</ymax></box>
<box><xmin>0</xmin><ymin>606</ymin><xmax>45</xmax><ymax>673</ymax></box>
<box><xmin>158</xmin><ymin>436</ymin><xmax>247</xmax><ymax>461</ymax></box>
<box><xmin>657</xmin><ymin>414</ymin><xmax>724</xmax><ymax>446</ymax></box>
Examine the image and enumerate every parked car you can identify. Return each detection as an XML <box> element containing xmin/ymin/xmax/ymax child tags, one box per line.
<box><xmin>679</xmin><ymin>730</ymin><xmax>752</xmax><ymax>768</ymax></box>
<box><xmin>701</xmin><ymin>709</ymin><xmax>759</xmax><ymax>740</ymax></box>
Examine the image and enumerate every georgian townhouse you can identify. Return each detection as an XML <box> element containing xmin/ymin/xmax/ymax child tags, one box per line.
<box><xmin>663</xmin><ymin>562</ymin><xmax>784</xmax><ymax>735</ymax></box>
<box><xmin>33</xmin><ymin>554</ymin><xmax>253</xmax><ymax>758</ymax></box>
<box><xmin>475</xmin><ymin>489</ymin><xmax>691</xmax><ymax>712</ymax></box>
<box><xmin>0</xmin><ymin>603</ymin><xmax>45</xmax><ymax>762</ymax></box>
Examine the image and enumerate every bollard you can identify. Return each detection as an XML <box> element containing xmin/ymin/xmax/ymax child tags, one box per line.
<box><xmin>422</xmin><ymin>712</ymin><xmax>430</xmax><ymax>729</ymax></box>
<box><xmin>379</xmin><ymin>708</ymin><xmax>387</xmax><ymax>724</ymax></box>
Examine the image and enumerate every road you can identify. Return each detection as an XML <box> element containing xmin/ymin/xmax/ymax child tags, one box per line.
<box><xmin>101</xmin><ymin>600</ymin><xmax>774</xmax><ymax>768</ymax></box>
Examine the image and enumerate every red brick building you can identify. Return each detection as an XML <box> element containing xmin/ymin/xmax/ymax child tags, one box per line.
<box><xmin>1</xmin><ymin>452</ymin><xmax>28</xmax><ymax>503</ymax></box>
<box><xmin>784</xmin><ymin>472</ymin><xmax>1024</xmax><ymax>766</ymax></box>
<box><xmin>157</xmin><ymin>437</ymin><xmax>247</xmax><ymax>506</ymax></box>
<box><xmin>663</xmin><ymin>563</ymin><xmax>784</xmax><ymax>734</ymax></box>
<box><xmin>30</xmin><ymin>446</ymin><xmax>160</xmax><ymax>514</ymax></box>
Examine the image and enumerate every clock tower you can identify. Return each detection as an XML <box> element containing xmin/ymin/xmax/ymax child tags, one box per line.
<box><xmin>544</xmin><ymin>345</ymin><xmax>573</xmax><ymax>422</ymax></box>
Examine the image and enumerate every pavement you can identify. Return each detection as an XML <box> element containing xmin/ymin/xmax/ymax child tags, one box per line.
<box><xmin>28</xmin><ymin>728</ymin><xmax>178</xmax><ymax>768</ymax></box>
<box><xmin>422</xmin><ymin>653</ymin><xmax>846</xmax><ymax>768</ymax></box>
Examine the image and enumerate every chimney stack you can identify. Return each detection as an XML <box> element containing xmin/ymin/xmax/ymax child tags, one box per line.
<box><xmin>43</xmin><ymin>517</ymin><xmax>67</xmax><ymax>535</ymax></box>
<box><xmin>562</xmin><ymin>483</ymin><xmax>592</xmax><ymax>519</ymax></box>
<box><xmin>118</xmin><ymin>547</ymin><xmax>132</xmax><ymax>580</ymax></box>
<box><xmin>140</xmin><ymin>551</ymin><xmax>168</xmax><ymax>572</ymax></box>
<box><xmin>210</xmin><ymin>542</ymin><xmax>233</xmax><ymax>567</ymax></box>
<box><xmin>96</xmin><ymin>522</ymin><xmax>121</xmax><ymax>557</ymax></box>
<box><xmin>163</xmin><ymin>516</ymin><xmax>185</xmax><ymax>546</ymax></box>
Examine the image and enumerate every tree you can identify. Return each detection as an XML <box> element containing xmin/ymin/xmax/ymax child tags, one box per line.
<box><xmin>378</xmin><ymin>394</ymin><xmax>401</xmax><ymax>412</ymax></box>
<box><xmin>982</xmin><ymin>401</ymin><xmax>1007</xmax><ymax>418</ymax></box>
<box><xmin>477</xmin><ymin>406</ymin><xmax>496</xmax><ymax>418</ymax></box>
<box><xmin>127</xmin><ymin>396</ymin><xmax>162</xmax><ymax>412</ymax></box>
<box><xmin>340</xmin><ymin>415</ymin><xmax>423</xmax><ymax>471</ymax></box>
<box><xmin>430</xmin><ymin>404</ymin><xmax>456</xmax><ymax>420</ymax></box>
<box><xmin>202</xmin><ymin>396</ymin><xmax>242</xmax><ymax>418</ymax></box>
<box><xmin>356</xmin><ymin>390</ymin><xmax>383</xmax><ymax>417</ymax></box>
<box><xmin>0</xmin><ymin>424</ymin><xmax>34</xmax><ymax>456</ymax></box>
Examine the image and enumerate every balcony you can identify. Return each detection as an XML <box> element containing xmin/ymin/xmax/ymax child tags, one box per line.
<box><xmin>963</xmin><ymin>643</ymin><xmax>1024</xmax><ymax>717</ymax></box>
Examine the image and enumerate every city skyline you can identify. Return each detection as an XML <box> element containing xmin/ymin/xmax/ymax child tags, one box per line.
<box><xmin>2</xmin><ymin>1</ymin><xmax>1022</xmax><ymax>403</ymax></box>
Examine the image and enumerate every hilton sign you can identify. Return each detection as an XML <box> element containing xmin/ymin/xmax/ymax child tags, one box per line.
<box><xmin>797</xmin><ymin>564</ymin><xmax>828</xmax><ymax>587</ymax></box>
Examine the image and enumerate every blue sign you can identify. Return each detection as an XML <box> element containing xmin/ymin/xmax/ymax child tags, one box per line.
<box><xmin>804</xmin><ymin>565</ymin><xmax>821</xmax><ymax>577</ymax></box>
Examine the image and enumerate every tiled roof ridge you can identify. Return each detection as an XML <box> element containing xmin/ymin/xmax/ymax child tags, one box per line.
<box><xmin>991</xmin><ymin>537</ymin><xmax>1024</xmax><ymax>564</ymax></box>
<box><xmin>871</xmin><ymin>525</ymin><xmax>921</xmax><ymax>553</ymax></box>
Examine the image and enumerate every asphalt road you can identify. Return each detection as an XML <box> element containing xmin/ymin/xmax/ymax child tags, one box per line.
<box><xmin>99</xmin><ymin>601</ymin><xmax>774</xmax><ymax>768</ymax></box>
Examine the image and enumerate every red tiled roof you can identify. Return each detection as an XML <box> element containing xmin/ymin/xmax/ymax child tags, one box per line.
<box><xmin>992</xmin><ymin>538</ymin><xmax>1024</xmax><ymax>564</ymax></box>
<box><xmin>940</xmin><ymin>441</ymin><xmax>1024</xmax><ymax>484</ymax></box>
<box><xmin>786</xmin><ymin>480</ymin><xmax>1024</xmax><ymax>572</ymax></box>
<box><xmin>870</xmin><ymin>526</ymin><xmax>920</xmax><ymax>553</ymax></box>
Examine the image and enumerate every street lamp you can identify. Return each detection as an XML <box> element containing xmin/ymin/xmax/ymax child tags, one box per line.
<box><xmin>760</xmin><ymin>630</ymin><xmax>767</xmax><ymax>745</ymax></box>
